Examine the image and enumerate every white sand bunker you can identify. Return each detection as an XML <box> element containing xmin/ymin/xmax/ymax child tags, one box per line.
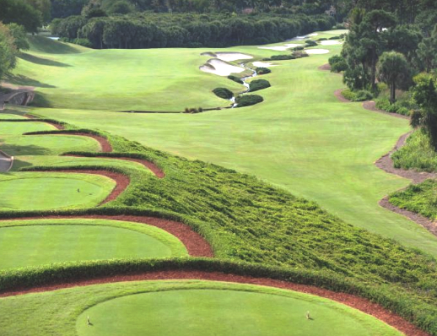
<box><xmin>305</xmin><ymin>49</ymin><xmax>330</xmax><ymax>55</ymax></box>
<box><xmin>320</xmin><ymin>40</ymin><xmax>343</xmax><ymax>46</ymax></box>
<box><xmin>258</xmin><ymin>43</ymin><xmax>301</xmax><ymax>51</ymax></box>
<box><xmin>200</xmin><ymin>59</ymin><xmax>245</xmax><ymax>76</ymax></box>
<box><xmin>253</xmin><ymin>61</ymin><xmax>279</xmax><ymax>67</ymax></box>
<box><xmin>215</xmin><ymin>52</ymin><xmax>253</xmax><ymax>62</ymax></box>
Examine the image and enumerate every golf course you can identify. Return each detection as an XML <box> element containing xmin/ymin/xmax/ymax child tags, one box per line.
<box><xmin>1</xmin><ymin>5</ymin><xmax>437</xmax><ymax>334</ymax></box>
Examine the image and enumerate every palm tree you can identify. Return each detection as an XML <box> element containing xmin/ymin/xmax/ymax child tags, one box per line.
<box><xmin>377</xmin><ymin>51</ymin><xmax>410</xmax><ymax>104</ymax></box>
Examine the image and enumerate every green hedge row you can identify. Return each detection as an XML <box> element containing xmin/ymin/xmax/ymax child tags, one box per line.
<box><xmin>0</xmin><ymin>258</ymin><xmax>436</xmax><ymax>335</ymax></box>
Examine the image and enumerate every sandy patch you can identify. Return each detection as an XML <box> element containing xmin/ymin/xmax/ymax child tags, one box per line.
<box><xmin>320</xmin><ymin>40</ymin><xmax>343</xmax><ymax>46</ymax></box>
<box><xmin>305</xmin><ymin>49</ymin><xmax>330</xmax><ymax>55</ymax></box>
<box><xmin>253</xmin><ymin>61</ymin><xmax>278</xmax><ymax>68</ymax></box>
<box><xmin>200</xmin><ymin>59</ymin><xmax>245</xmax><ymax>76</ymax></box>
<box><xmin>215</xmin><ymin>52</ymin><xmax>253</xmax><ymax>62</ymax></box>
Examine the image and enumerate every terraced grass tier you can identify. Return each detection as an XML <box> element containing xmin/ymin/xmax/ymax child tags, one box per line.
<box><xmin>0</xmin><ymin>219</ymin><xmax>187</xmax><ymax>270</ymax></box>
<box><xmin>0</xmin><ymin>280</ymin><xmax>402</xmax><ymax>336</ymax></box>
<box><xmin>0</xmin><ymin>172</ymin><xmax>115</xmax><ymax>210</ymax></box>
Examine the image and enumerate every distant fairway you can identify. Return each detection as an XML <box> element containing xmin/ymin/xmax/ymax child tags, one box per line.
<box><xmin>22</xmin><ymin>32</ymin><xmax>437</xmax><ymax>255</ymax></box>
<box><xmin>0</xmin><ymin>280</ymin><xmax>402</xmax><ymax>336</ymax></box>
<box><xmin>0</xmin><ymin>218</ymin><xmax>187</xmax><ymax>270</ymax></box>
<box><xmin>0</xmin><ymin>172</ymin><xmax>115</xmax><ymax>210</ymax></box>
<box><xmin>11</xmin><ymin>36</ymin><xmax>241</xmax><ymax>111</ymax></box>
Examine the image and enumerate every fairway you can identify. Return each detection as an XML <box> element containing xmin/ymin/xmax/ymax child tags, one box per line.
<box><xmin>23</xmin><ymin>34</ymin><xmax>437</xmax><ymax>255</ymax></box>
<box><xmin>0</xmin><ymin>280</ymin><xmax>401</xmax><ymax>336</ymax></box>
<box><xmin>0</xmin><ymin>219</ymin><xmax>187</xmax><ymax>270</ymax></box>
<box><xmin>0</xmin><ymin>172</ymin><xmax>115</xmax><ymax>210</ymax></box>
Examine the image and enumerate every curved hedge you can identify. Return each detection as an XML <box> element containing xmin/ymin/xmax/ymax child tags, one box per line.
<box><xmin>236</xmin><ymin>95</ymin><xmax>264</xmax><ymax>107</ymax></box>
<box><xmin>0</xmin><ymin>258</ymin><xmax>436</xmax><ymax>335</ymax></box>
<box><xmin>213</xmin><ymin>88</ymin><xmax>233</xmax><ymax>100</ymax></box>
<box><xmin>228</xmin><ymin>75</ymin><xmax>244</xmax><ymax>84</ymax></box>
<box><xmin>249</xmin><ymin>79</ymin><xmax>271</xmax><ymax>92</ymax></box>
<box><xmin>256</xmin><ymin>67</ymin><xmax>271</xmax><ymax>75</ymax></box>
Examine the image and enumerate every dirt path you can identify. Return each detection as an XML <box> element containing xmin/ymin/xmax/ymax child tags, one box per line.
<box><xmin>0</xmin><ymin>270</ymin><xmax>428</xmax><ymax>336</ymax></box>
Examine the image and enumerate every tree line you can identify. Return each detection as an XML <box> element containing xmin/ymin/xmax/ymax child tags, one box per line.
<box><xmin>51</xmin><ymin>12</ymin><xmax>335</xmax><ymax>49</ymax></box>
<box><xmin>331</xmin><ymin>0</ymin><xmax>437</xmax><ymax>148</ymax></box>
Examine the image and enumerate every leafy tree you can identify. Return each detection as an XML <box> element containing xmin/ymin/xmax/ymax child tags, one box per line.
<box><xmin>377</xmin><ymin>51</ymin><xmax>411</xmax><ymax>103</ymax></box>
<box><xmin>411</xmin><ymin>74</ymin><xmax>437</xmax><ymax>149</ymax></box>
<box><xmin>0</xmin><ymin>0</ymin><xmax>42</xmax><ymax>32</ymax></box>
<box><xmin>0</xmin><ymin>23</ymin><xmax>17</xmax><ymax>81</ymax></box>
<box><xmin>6</xmin><ymin>23</ymin><xmax>29</xmax><ymax>51</ymax></box>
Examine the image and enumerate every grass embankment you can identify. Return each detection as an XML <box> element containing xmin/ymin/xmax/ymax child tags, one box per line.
<box><xmin>0</xmin><ymin>218</ymin><xmax>187</xmax><ymax>270</ymax></box>
<box><xmin>0</xmin><ymin>280</ymin><xmax>400</xmax><ymax>336</ymax></box>
<box><xmin>23</xmin><ymin>34</ymin><xmax>437</xmax><ymax>256</ymax></box>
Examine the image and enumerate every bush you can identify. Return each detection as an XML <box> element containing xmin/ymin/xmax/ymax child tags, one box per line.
<box><xmin>235</xmin><ymin>94</ymin><xmax>263</xmax><ymax>107</ymax></box>
<box><xmin>355</xmin><ymin>90</ymin><xmax>373</xmax><ymax>101</ymax></box>
<box><xmin>293</xmin><ymin>46</ymin><xmax>305</xmax><ymax>51</ymax></box>
<box><xmin>329</xmin><ymin>35</ymin><xmax>341</xmax><ymax>40</ymax></box>
<box><xmin>213</xmin><ymin>88</ymin><xmax>233</xmax><ymax>100</ymax></box>
<box><xmin>292</xmin><ymin>51</ymin><xmax>309</xmax><ymax>58</ymax></box>
<box><xmin>341</xmin><ymin>89</ymin><xmax>372</xmax><ymax>102</ymax></box>
<box><xmin>73</xmin><ymin>38</ymin><xmax>92</xmax><ymax>48</ymax></box>
<box><xmin>376</xmin><ymin>99</ymin><xmax>411</xmax><ymax>116</ymax></box>
<box><xmin>305</xmin><ymin>40</ymin><xmax>318</xmax><ymax>47</ymax></box>
<box><xmin>228</xmin><ymin>75</ymin><xmax>244</xmax><ymax>84</ymax></box>
<box><xmin>329</xmin><ymin>55</ymin><xmax>347</xmax><ymax>72</ymax></box>
<box><xmin>270</xmin><ymin>55</ymin><xmax>295</xmax><ymax>61</ymax></box>
<box><xmin>249</xmin><ymin>79</ymin><xmax>271</xmax><ymax>92</ymax></box>
<box><xmin>256</xmin><ymin>67</ymin><xmax>271</xmax><ymax>75</ymax></box>
<box><xmin>317</xmin><ymin>38</ymin><xmax>328</xmax><ymax>41</ymax></box>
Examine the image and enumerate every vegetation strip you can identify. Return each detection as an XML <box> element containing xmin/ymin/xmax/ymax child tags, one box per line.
<box><xmin>0</xmin><ymin>215</ymin><xmax>212</xmax><ymax>257</ymax></box>
<box><xmin>0</xmin><ymin>270</ymin><xmax>427</xmax><ymax>336</ymax></box>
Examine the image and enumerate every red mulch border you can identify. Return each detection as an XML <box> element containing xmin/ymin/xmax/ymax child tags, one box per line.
<box><xmin>0</xmin><ymin>270</ymin><xmax>429</xmax><ymax>336</ymax></box>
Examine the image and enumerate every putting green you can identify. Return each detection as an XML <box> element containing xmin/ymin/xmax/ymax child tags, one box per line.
<box><xmin>0</xmin><ymin>172</ymin><xmax>116</xmax><ymax>210</ymax></box>
<box><xmin>0</xmin><ymin>281</ymin><xmax>401</xmax><ymax>336</ymax></box>
<box><xmin>0</xmin><ymin>219</ymin><xmax>187</xmax><ymax>270</ymax></box>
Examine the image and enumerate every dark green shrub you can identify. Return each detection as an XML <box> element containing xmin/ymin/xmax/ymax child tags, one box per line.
<box><xmin>293</xmin><ymin>46</ymin><xmax>304</xmax><ymax>51</ymax></box>
<box><xmin>292</xmin><ymin>51</ymin><xmax>309</xmax><ymax>58</ymax></box>
<box><xmin>270</xmin><ymin>55</ymin><xmax>295</xmax><ymax>61</ymax></box>
<box><xmin>249</xmin><ymin>79</ymin><xmax>271</xmax><ymax>92</ymax></box>
<box><xmin>355</xmin><ymin>90</ymin><xmax>373</xmax><ymax>101</ymax></box>
<box><xmin>329</xmin><ymin>35</ymin><xmax>341</xmax><ymax>40</ymax></box>
<box><xmin>317</xmin><ymin>38</ymin><xmax>328</xmax><ymax>41</ymax></box>
<box><xmin>236</xmin><ymin>94</ymin><xmax>263</xmax><ymax>107</ymax></box>
<box><xmin>256</xmin><ymin>67</ymin><xmax>271</xmax><ymax>75</ymax></box>
<box><xmin>228</xmin><ymin>75</ymin><xmax>244</xmax><ymax>84</ymax></box>
<box><xmin>73</xmin><ymin>38</ymin><xmax>92</xmax><ymax>48</ymax></box>
<box><xmin>305</xmin><ymin>40</ymin><xmax>318</xmax><ymax>47</ymax></box>
<box><xmin>213</xmin><ymin>88</ymin><xmax>233</xmax><ymax>100</ymax></box>
<box><xmin>376</xmin><ymin>99</ymin><xmax>411</xmax><ymax>116</ymax></box>
<box><xmin>329</xmin><ymin>55</ymin><xmax>347</xmax><ymax>72</ymax></box>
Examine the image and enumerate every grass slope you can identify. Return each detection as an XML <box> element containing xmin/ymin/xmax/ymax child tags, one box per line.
<box><xmin>0</xmin><ymin>280</ymin><xmax>401</xmax><ymax>336</ymax></box>
<box><xmin>0</xmin><ymin>218</ymin><xmax>187</xmax><ymax>270</ymax></box>
<box><xmin>25</xmin><ymin>37</ymin><xmax>437</xmax><ymax>255</ymax></box>
<box><xmin>0</xmin><ymin>172</ymin><xmax>115</xmax><ymax>210</ymax></box>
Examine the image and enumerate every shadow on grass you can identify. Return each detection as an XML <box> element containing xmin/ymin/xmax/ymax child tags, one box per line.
<box><xmin>29</xmin><ymin>36</ymin><xmax>83</xmax><ymax>54</ymax></box>
<box><xmin>0</xmin><ymin>143</ymin><xmax>50</xmax><ymax>156</ymax></box>
<box><xmin>5</xmin><ymin>74</ymin><xmax>56</xmax><ymax>89</ymax></box>
<box><xmin>29</xmin><ymin>92</ymin><xmax>54</xmax><ymax>108</ymax></box>
<box><xmin>10</xmin><ymin>158</ymin><xmax>33</xmax><ymax>171</ymax></box>
<box><xmin>19</xmin><ymin>53</ymin><xmax>71</xmax><ymax>68</ymax></box>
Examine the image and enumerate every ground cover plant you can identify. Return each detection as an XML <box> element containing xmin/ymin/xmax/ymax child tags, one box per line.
<box><xmin>235</xmin><ymin>94</ymin><xmax>263</xmax><ymax>107</ymax></box>
<box><xmin>0</xmin><ymin>280</ymin><xmax>402</xmax><ymax>336</ymax></box>
<box><xmin>213</xmin><ymin>87</ymin><xmax>233</xmax><ymax>100</ymax></box>
<box><xmin>0</xmin><ymin>218</ymin><xmax>187</xmax><ymax>270</ymax></box>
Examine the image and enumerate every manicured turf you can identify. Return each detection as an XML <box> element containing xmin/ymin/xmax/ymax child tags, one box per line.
<box><xmin>23</xmin><ymin>32</ymin><xmax>437</xmax><ymax>255</ymax></box>
<box><xmin>0</xmin><ymin>218</ymin><xmax>187</xmax><ymax>270</ymax></box>
<box><xmin>0</xmin><ymin>172</ymin><xmax>115</xmax><ymax>210</ymax></box>
<box><xmin>2</xmin><ymin>134</ymin><xmax>100</xmax><ymax>156</ymax></box>
<box><xmin>11</xmin><ymin>36</ymin><xmax>241</xmax><ymax>111</ymax></box>
<box><xmin>0</xmin><ymin>280</ymin><xmax>402</xmax><ymax>336</ymax></box>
